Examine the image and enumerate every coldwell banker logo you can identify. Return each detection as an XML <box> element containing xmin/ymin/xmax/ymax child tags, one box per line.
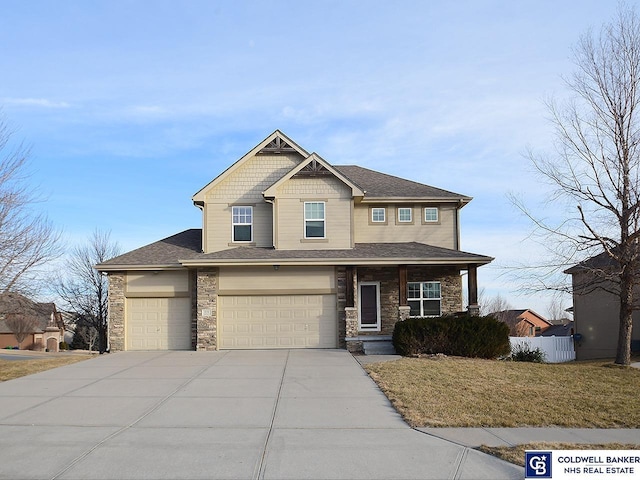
<box><xmin>525</xmin><ymin>451</ymin><xmax>552</xmax><ymax>478</ymax></box>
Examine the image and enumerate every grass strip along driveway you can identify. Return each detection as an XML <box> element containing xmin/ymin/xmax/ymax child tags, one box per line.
<box><xmin>365</xmin><ymin>356</ymin><xmax>640</xmax><ymax>466</ymax></box>
<box><xmin>365</xmin><ymin>356</ymin><xmax>640</xmax><ymax>428</ymax></box>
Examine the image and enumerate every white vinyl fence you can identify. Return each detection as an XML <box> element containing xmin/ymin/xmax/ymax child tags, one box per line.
<box><xmin>509</xmin><ymin>336</ymin><xmax>576</xmax><ymax>363</ymax></box>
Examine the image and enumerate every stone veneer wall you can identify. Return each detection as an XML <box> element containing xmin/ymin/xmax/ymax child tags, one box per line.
<box><xmin>196</xmin><ymin>268</ymin><xmax>218</xmax><ymax>350</ymax></box>
<box><xmin>190</xmin><ymin>269</ymin><xmax>198</xmax><ymax>349</ymax></box>
<box><xmin>108</xmin><ymin>272</ymin><xmax>125</xmax><ymax>351</ymax></box>
<box><xmin>352</xmin><ymin>266</ymin><xmax>463</xmax><ymax>338</ymax></box>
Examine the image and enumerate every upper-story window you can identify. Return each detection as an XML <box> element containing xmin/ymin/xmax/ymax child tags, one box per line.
<box><xmin>398</xmin><ymin>207</ymin><xmax>412</xmax><ymax>223</ymax></box>
<box><xmin>424</xmin><ymin>207</ymin><xmax>438</xmax><ymax>223</ymax></box>
<box><xmin>232</xmin><ymin>206</ymin><xmax>253</xmax><ymax>242</ymax></box>
<box><xmin>371</xmin><ymin>207</ymin><xmax>386</xmax><ymax>223</ymax></box>
<box><xmin>408</xmin><ymin>281</ymin><xmax>441</xmax><ymax>317</ymax></box>
<box><xmin>304</xmin><ymin>202</ymin><xmax>325</xmax><ymax>238</ymax></box>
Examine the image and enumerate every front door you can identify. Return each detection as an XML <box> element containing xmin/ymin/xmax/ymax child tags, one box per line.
<box><xmin>359</xmin><ymin>282</ymin><xmax>380</xmax><ymax>331</ymax></box>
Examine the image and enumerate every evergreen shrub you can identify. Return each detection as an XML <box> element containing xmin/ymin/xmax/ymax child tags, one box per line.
<box><xmin>392</xmin><ymin>314</ymin><xmax>511</xmax><ymax>359</ymax></box>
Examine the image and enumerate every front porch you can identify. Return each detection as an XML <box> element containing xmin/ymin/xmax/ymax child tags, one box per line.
<box><xmin>339</xmin><ymin>264</ymin><xmax>480</xmax><ymax>354</ymax></box>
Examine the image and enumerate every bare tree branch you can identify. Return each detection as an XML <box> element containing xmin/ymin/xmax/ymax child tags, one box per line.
<box><xmin>513</xmin><ymin>4</ymin><xmax>640</xmax><ymax>365</ymax></box>
<box><xmin>53</xmin><ymin>229</ymin><xmax>121</xmax><ymax>353</ymax></box>
<box><xmin>0</xmin><ymin>113</ymin><xmax>62</xmax><ymax>293</ymax></box>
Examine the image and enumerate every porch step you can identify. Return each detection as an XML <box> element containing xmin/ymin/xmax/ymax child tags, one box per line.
<box><xmin>362</xmin><ymin>339</ymin><xmax>396</xmax><ymax>355</ymax></box>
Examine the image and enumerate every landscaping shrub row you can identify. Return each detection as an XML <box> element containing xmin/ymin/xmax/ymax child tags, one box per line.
<box><xmin>392</xmin><ymin>314</ymin><xmax>511</xmax><ymax>359</ymax></box>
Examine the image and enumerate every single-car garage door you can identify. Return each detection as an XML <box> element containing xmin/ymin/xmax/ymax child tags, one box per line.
<box><xmin>126</xmin><ymin>297</ymin><xmax>191</xmax><ymax>350</ymax></box>
<box><xmin>218</xmin><ymin>295</ymin><xmax>337</xmax><ymax>349</ymax></box>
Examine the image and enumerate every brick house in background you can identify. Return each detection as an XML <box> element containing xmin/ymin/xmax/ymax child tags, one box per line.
<box><xmin>0</xmin><ymin>292</ymin><xmax>65</xmax><ymax>351</ymax></box>
<box><xmin>97</xmin><ymin>130</ymin><xmax>493</xmax><ymax>353</ymax></box>
<box><xmin>493</xmin><ymin>309</ymin><xmax>553</xmax><ymax>337</ymax></box>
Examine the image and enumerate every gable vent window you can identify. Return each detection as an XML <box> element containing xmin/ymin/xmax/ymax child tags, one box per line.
<box><xmin>398</xmin><ymin>207</ymin><xmax>412</xmax><ymax>223</ymax></box>
<box><xmin>371</xmin><ymin>207</ymin><xmax>386</xmax><ymax>223</ymax></box>
<box><xmin>304</xmin><ymin>202</ymin><xmax>325</xmax><ymax>238</ymax></box>
<box><xmin>424</xmin><ymin>207</ymin><xmax>438</xmax><ymax>222</ymax></box>
<box><xmin>232</xmin><ymin>206</ymin><xmax>253</xmax><ymax>242</ymax></box>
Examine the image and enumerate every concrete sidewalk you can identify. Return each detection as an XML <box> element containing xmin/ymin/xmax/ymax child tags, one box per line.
<box><xmin>0</xmin><ymin>349</ymin><xmax>522</xmax><ymax>480</ymax></box>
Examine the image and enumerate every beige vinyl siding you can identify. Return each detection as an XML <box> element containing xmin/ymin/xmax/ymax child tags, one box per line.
<box><xmin>202</xmin><ymin>153</ymin><xmax>304</xmax><ymax>253</ymax></box>
<box><xmin>353</xmin><ymin>203</ymin><xmax>457</xmax><ymax>249</ymax></box>
<box><xmin>274</xmin><ymin>177</ymin><xmax>353</xmax><ymax>249</ymax></box>
<box><xmin>219</xmin><ymin>266</ymin><xmax>336</xmax><ymax>293</ymax></box>
<box><xmin>205</xmin><ymin>202</ymin><xmax>273</xmax><ymax>252</ymax></box>
<box><xmin>126</xmin><ymin>271</ymin><xmax>189</xmax><ymax>295</ymax></box>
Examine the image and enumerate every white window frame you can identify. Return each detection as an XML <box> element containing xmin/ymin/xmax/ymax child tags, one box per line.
<box><xmin>232</xmin><ymin>206</ymin><xmax>253</xmax><ymax>242</ymax></box>
<box><xmin>424</xmin><ymin>207</ymin><xmax>438</xmax><ymax>223</ymax></box>
<box><xmin>407</xmin><ymin>281</ymin><xmax>442</xmax><ymax>317</ymax></box>
<box><xmin>304</xmin><ymin>201</ymin><xmax>326</xmax><ymax>239</ymax></box>
<box><xmin>371</xmin><ymin>207</ymin><xmax>386</xmax><ymax>223</ymax></box>
<box><xmin>358</xmin><ymin>281</ymin><xmax>381</xmax><ymax>331</ymax></box>
<box><xmin>398</xmin><ymin>207</ymin><xmax>412</xmax><ymax>223</ymax></box>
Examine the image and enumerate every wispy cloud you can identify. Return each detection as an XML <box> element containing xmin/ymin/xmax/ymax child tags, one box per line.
<box><xmin>2</xmin><ymin>97</ymin><xmax>71</xmax><ymax>109</ymax></box>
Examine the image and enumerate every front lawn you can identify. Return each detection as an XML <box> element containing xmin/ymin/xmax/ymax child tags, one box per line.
<box><xmin>0</xmin><ymin>355</ymin><xmax>92</xmax><ymax>382</ymax></box>
<box><xmin>364</xmin><ymin>356</ymin><xmax>640</xmax><ymax>428</ymax></box>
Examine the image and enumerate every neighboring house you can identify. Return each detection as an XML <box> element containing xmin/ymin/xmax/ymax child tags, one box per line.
<box><xmin>566</xmin><ymin>252</ymin><xmax>640</xmax><ymax>360</ymax></box>
<box><xmin>0</xmin><ymin>292</ymin><xmax>65</xmax><ymax>351</ymax></box>
<box><xmin>493</xmin><ymin>309</ymin><xmax>553</xmax><ymax>337</ymax></box>
<box><xmin>96</xmin><ymin>130</ymin><xmax>493</xmax><ymax>352</ymax></box>
<box><xmin>537</xmin><ymin>321</ymin><xmax>574</xmax><ymax>337</ymax></box>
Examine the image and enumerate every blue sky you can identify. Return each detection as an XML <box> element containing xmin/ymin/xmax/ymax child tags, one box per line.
<box><xmin>0</xmin><ymin>0</ymin><xmax>624</xmax><ymax>315</ymax></box>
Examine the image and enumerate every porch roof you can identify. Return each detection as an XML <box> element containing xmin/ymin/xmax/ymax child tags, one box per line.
<box><xmin>95</xmin><ymin>229</ymin><xmax>493</xmax><ymax>270</ymax></box>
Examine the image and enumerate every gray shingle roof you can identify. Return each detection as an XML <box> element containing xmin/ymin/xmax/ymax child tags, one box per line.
<box><xmin>97</xmin><ymin>229</ymin><xmax>203</xmax><ymax>267</ymax></box>
<box><xmin>96</xmin><ymin>229</ymin><xmax>492</xmax><ymax>269</ymax></box>
<box><xmin>192</xmin><ymin>242</ymin><xmax>489</xmax><ymax>262</ymax></box>
<box><xmin>334</xmin><ymin>165</ymin><xmax>470</xmax><ymax>200</ymax></box>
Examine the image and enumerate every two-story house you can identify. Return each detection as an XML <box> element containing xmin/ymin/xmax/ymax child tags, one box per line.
<box><xmin>97</xmin><ymin>130</ymin><xmax>493</xmax><ymax>352</ymax></box>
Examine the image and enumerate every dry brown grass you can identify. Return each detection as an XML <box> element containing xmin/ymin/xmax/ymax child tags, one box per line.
<box><xmin>0</xmin><ymin>355</ymin><xmax>92</xmax><ymax>381</ymax></box>
<box><xmin>365</xmin><ymin>356</ymin><xmax>640</xmax><ymax>428</ymax></box>
<box><xmin>478</xmin><ymin>443</ymin><xmax>640</xmax><ymax>467</ymax></box>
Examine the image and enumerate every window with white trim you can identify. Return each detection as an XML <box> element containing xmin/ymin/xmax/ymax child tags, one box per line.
<box><xmin>398</xmin><ymin>207</ymin><xmax>412</xmax><ymax>223</ymax></box>
<box><xmin>371</xmin><ymin>207</ymin><xmax>386</xmax><ymax>223</ymax></box>
<box><xmin>232</xmin><ymin>206</ymin><xmax>253</xmax><ymax>242</ymax></box>
<box><xmin>304</xmin><ymin>202</ymin><xmax>325</xmax><ymax>238</ymax></box>
<box><xmin>424</xmin><ymin>207</ymin><xmax>438</xmax><ymax>222</ymax></box>
<box><xmin>408</xmin><ymin>281</ymin><xmax>441</xmax><ymax>317</ymax></box>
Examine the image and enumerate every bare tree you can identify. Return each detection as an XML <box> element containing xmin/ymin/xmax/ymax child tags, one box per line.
<box><xmin>4</xmin><ymin>313</ymin><xmax>39</xmax><ymax>348</ymax></box>
<box><xmin>0</xmin><ymin>114</ymin><xmax>61</xmax><ymax>293</ymax></box>
<box><xmin>515</xmin><ymin>5</ymin><xmax>640</xmax><ymax>365</ymax></box>
<box><xmin>482</xmin><ymin>294</ymin><xmax>513</xmax><ymax>317</ymax></box>
<box><xmin>546</xmin><ymin>294</ymin><xmax>568</xmax><ymax>323</ymax></box>
<box><xmin>54</xmin><ymin>230</ymin><xmax>121</xmax><ymax>353</ymax></box>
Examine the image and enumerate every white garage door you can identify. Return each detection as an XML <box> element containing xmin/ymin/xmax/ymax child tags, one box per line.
<box><xmin>219</xmin><ymin>295</ymin><xmax>337</xmax><ymax>349</ymax></box>
<box><xmin>126</xmin><ymin>297</ymin><xmax>191</xmax><ymax>350</ymax></box>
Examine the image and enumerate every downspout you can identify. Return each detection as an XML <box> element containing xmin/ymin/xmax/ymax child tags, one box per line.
<box><xmin>194</xmin><ymin>202</ymin><xmax>205</xmax><ymax>253</ymax></box>
<box><xmin>264</xmin><ymin>197</ymin><xmax>276</xmax><ymax>248</ymax></box>
<box><xmin>455</xmin><ymin>200</ymin><xmax>462</xmax><ymax>250</ymax></box>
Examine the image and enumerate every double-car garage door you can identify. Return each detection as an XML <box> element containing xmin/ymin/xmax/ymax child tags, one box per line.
<box><xmin>218</xmin><ymin>294</ymin><xmax>337</xmax><ymax>349</ymax></box>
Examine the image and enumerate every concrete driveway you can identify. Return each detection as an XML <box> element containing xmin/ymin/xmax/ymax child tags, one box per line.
<box><xmin>0</xmin><ymin>350</ymin><xmax>522</xmax><ymax>479</ymax></box>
